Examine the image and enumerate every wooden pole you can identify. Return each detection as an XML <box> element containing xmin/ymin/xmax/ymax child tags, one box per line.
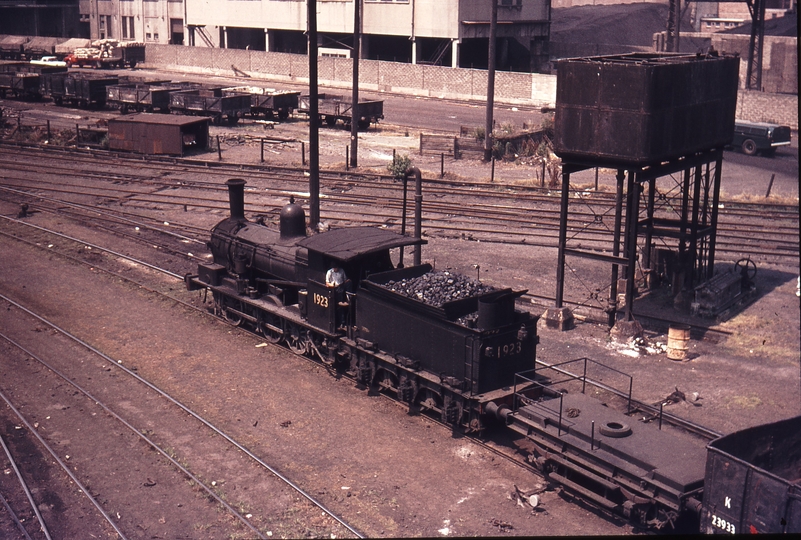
<box><xmin>483</xmin><ymin>0</ymin><xmax>497</xmax><ymax>162</ymax></box>
<box><xmin>349</xmin><ymin>0</ymin><xmax>361</xmax><ymax>168</ymax></box>
<box><xmin>308</xmin><ymin>0</ymin><xmax>320</xmax><ymax>228</ymax></box>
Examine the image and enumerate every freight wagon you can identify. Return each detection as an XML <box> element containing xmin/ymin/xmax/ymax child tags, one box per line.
<box><xmin>701</xmin><ymin>415</ymin><xmax>801</xmax><ymax>534</ymax></box>
<box><xmin>0</xmin><ymin>60</ymin><xmax>67</xmax><ymax>99</ymax></box>
<box><xmin>224</xmin><ymin>86</ymin><xmax>300</xmax><ymax>120</ymax></box>
<box><xmin>0</xmin><ymin>72</ymin><xmax>40</xmax><ymax>99</ymax></box>
<box><xmin>39</xmin><ymin>72</ymin><xmax>119</xmax><ymax>107</ymax></box>
<box><xmin>297</xmin><ymin>93</ymin><xmax>384</xmax><ymax>129</ymax></box>
<box><xmin>169</xmin><ymin>87</ymin><xmax>251</xmax><ymax>125</ymax></box>
<box><xmin>107</xmin><ymin>82</ymin><xmax>201</xmax><ymax>113</ymax></box>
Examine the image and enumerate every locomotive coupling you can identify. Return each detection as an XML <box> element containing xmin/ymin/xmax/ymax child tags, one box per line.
<box><xmin>485</xmin><ymin>401</ymin><xmax>511</xmax><ymax>423</ymax></box>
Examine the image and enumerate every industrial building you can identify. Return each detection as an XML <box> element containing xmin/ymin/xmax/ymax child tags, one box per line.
<box><xmin>66</xmin><ymin>0</ymin><xmax>551</xmax><ymax>72</ymax></box>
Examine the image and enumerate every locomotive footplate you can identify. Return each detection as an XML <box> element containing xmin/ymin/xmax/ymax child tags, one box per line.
<box><xmin>507</xmin><ymin>390</ymin><xmax>706</xmax><ymax>526</ymax></box>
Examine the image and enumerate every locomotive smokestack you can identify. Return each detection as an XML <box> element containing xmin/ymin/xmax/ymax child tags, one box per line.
<box><xmin>226</xmin><ymin>178</ymin><xmax>247</xmax><ymax>221</ymax></box>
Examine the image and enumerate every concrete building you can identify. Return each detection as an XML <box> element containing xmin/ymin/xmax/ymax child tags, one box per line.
<box><xmin>696</xmin><ymin>0</ymin><xmax>795</xmax><ymax>32</ymax></box>
<box><xmin>0</xmin><ymin>0</ymin><xmax>82</xmax><ymax>37</ymax></box>
<box><xmin>69</xmin><ymin>0</ymin><xmax>550</xmax><ymax>71</ymax></box>
<box><xmin>182</xmin><ymin>0</ymin><xmax>551</xmax><ymax>72</ymax></box>
<box><xmin>78</xmin><ymin>0</ymin><xmax>186</xmax><ymax>44</ymax></box>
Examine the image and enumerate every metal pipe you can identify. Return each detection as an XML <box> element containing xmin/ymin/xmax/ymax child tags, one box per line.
<box><xmin>608</xmin><ymin>169</ymin><xmax>625</xmax><ymax>326</ymax></box>
<box><xmin>707</xmin><ymin>153</ymin><xmax>724</xmax><ymax>278</ymax></box>
<box><xmin>403</xmin><ymin>166</ymin><xmax>423</xmax><ymax>266</ymax></box>
<box><xmin>399</xmin><ymin>173</ymin><xmax>408</xmax><ymax>268</ymax></box>
<box><xmin>624</xmin><ymin>173</ymin><xmax>640</xmax><ymax>321</ymax></box>
<box><xmin>554</xmin><ymin>170</ymin><xmax>570</xmax><ymax>308</ymax></box>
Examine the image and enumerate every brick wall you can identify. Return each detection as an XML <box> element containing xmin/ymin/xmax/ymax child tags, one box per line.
<box><xmin>711</xmin><ymin>35</ymin><xmax>798</xmax><ymax>95</ymax></box>
<box><xmin>144</xmin><ymin>44</ymin><xmax>553</xmax><ymax>105</ymax></box>
<box><xmin>737</xmin><ymin>91</ymin><xmax>798</xmax><ymax>130</ymax></box>
<box><xmin>145</xmin><ymin>44</ymin><xmax>797</xmax><ymax>128</ymax></box>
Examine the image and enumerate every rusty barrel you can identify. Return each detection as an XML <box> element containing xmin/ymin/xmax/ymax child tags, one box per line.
<box><xmin>666</xmin><ymin>324</ymin><xmax>691</xmax><ymax>360</ymax></box>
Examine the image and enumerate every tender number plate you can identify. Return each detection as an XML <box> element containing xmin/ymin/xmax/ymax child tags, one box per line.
<box><xmin>711</xmin><ymin>515</ymin><xmax>736</xmax><ymax>534</ymax></box>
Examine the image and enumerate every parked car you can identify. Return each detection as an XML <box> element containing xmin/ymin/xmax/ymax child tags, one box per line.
<box><xmin>732</xmin><ymin>120</ymin><xmax>792</xmax><ymax>156</ymax></box>
<box><xmin>30</xmin><ymin>56</ymin><xmax>67</xmax><ymax>67</ymax></box>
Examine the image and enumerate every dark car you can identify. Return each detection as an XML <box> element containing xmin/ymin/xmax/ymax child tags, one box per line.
<box><xmin>732</xmin><ymin>120</ymin><xmax>792</xmax><ymax>156</ymax></box>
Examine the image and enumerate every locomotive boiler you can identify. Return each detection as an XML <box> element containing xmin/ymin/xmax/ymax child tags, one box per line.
<box><xmin>186</xmin><ymin>178</ymin><xmax>539</xmax><ymax>430</ymax></box>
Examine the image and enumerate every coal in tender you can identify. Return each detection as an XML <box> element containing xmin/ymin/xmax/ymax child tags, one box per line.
<box><xmin>385</xmin><ymin>270</ymin><xmax>496</xmax><ymax>307</ymax></box>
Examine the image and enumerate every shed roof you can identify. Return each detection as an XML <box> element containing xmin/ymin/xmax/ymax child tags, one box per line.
<box><xmin>297</xmin><ymin>227</ymin><xmax>425</xmax><ymax>262</ymax></box>
<box><xmin>55</xmin><ymin>38</ymin><xmax>92</xmax><ymax>54</ymax></box>
<box><xmin>108</xmin><ymin>113</ymin><xmax>210</xmax><ymax>127</ymax></box>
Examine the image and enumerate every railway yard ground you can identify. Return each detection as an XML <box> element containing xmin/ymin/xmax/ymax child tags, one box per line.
<box><xmin>0</xmin><ymin>67</ymin><xmax>799</xmax><ymax>538</ymax></box>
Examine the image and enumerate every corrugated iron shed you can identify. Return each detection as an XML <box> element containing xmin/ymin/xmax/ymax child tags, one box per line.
<box><xmin>108</xmin><ymin>113</ymin><xmax>209</xmax><ymax>156</ymax></box>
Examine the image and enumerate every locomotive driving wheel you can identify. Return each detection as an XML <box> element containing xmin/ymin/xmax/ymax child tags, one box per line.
<box><xmin>260</xmin><ymin>314</ymin><xmax>284</xmax><ymax>344</ymax></box>
<box><xmin>285</xmin><ymin>323</ymin><xmax>309</xmax><ymax>355</ymax></box>
<box><xmin>223</xmin><ymin>308</ymin><xmax>243</xmax><ymax>326</ymax></box>
<box><xmin>259</xmin><ymin>296</ymin><xmax>284</xmax><ymax>344</ymax></box>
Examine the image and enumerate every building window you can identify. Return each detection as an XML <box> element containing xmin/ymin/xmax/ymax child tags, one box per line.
<box><xmin>99</xmin><ymin>15</ymin><xmax>113</xmax><ymax>39</ymax></box>
<box><xmin>122</xmin><ymin>16</ymin><xmax>135</xmax><ymax>39</ymax></box>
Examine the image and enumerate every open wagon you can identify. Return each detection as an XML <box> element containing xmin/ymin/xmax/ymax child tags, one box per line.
<box><xmin>298</xmin><ymin>93</ymin><xmax>383</xmax><ymax>129</ymax></box>
<box><xmin>169</xmin><ymin>87</ymin><xmax>251</xmax><ymax>125</ymax></box>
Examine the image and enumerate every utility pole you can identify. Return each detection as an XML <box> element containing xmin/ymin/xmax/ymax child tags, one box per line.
<box><xmin>308</xmin><ymin>0</ymin><xmax>320</xmax><ymax>228</ymax></box>
<box><xmin>350</xmin><ymin>0</ymin><xmax>360</xmax><ymax>168</ymax></box>
<box><xmin>483</xmin><ymin>0</ymin><xmax>497</xmax><ymax>162</ymax></box>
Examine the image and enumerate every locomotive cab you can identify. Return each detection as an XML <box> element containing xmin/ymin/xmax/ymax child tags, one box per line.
<box><xmin>297</xmin><ymin>227</ymin><xmax>426</xmax><ymax>334</ymax></box>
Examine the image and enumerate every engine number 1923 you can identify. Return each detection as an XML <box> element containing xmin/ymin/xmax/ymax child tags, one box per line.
<box><xmin>485</xmin><ymin>340</ymin><xmax>522</xmax><ymax>359</ymax></box>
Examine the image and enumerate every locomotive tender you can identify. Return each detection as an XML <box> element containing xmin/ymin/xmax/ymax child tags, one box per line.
<box><xmin>186</xmin><ymin>178</ymin><xmax>539</xmax><ymax>430</ymax></box>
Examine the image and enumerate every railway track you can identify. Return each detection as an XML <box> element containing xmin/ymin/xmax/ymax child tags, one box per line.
<box><xmin>3</xmin><ymin>198</ymin><xmax>612</xmax><ymax>537</ymax></box>
<box><xmin>1</xmin><ymin>212</ymin><xmax>730</xmax><ymax>439</ymax></box>
<box><xmin>0</xmin><ymin>211</ymin><xmax>722</xmax><ymax>531</ymax></box>
<box><xmin>0</xmin><ymin>284</ymin><xmax>361</xmax><ymax>539</ymax></box>
<box><xmin>1</xmin><ymin>143</ymin><xmax>797</xmax><ymax>265</ymax></box>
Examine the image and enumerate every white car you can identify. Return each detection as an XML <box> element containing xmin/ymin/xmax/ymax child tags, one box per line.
<box><xmin>30</xmin><ymin>56</ymin><xmax>68</xmax><ymax>67</ymax></box>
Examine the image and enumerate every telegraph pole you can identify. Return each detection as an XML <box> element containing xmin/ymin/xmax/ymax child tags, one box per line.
<box><xmin>350</xmin><ymin>0</ymin><xmax>361</xmax><ymax>168</ymax></box>
<box><xmin>483</xmin><ymin>0</ymin><xmax>497</xmax><ymax>162</ymax></box>
<box><xmin>308</xmin><ymin>0</ymin><xmax>320</xmax><ymax>228</ymax></box>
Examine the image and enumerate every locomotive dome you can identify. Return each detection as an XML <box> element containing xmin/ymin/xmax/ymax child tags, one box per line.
<box><xmin>280</xmin><ymin>196</ymin><xmax>306</xmax><ymax>238</ymax></box>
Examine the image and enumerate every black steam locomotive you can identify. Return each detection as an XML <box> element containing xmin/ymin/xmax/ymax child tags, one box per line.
<box><xmin>186</xmin><ymin>179</ymin><xmax>801</xmax><ymax>534</ymax></box>
<box><xmin>186</xmin><ymin>178</ymin><xmax>539</xmax><ymax>430</ymax></box>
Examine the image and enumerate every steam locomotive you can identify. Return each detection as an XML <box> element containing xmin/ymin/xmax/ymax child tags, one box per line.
<box><xmin>185</xmin><ymin>178</ymin><xmax>539</xmax><ymax>430</ymax></box>
<box><xmin>185</xmin><ymin>179</ymin><xmax>801</xmax><ymax>533</ymax></box>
